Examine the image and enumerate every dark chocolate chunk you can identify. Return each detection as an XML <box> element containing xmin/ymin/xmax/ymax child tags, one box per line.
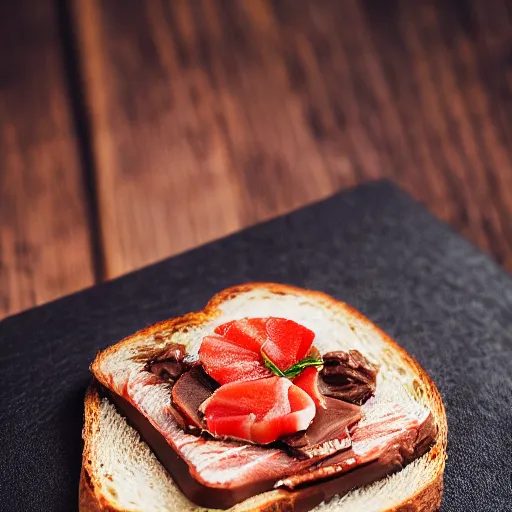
<box><xmin>283</xmin><ymin>397</ymin><xmax>361</xmax><ymax>459</ymax></box>
<box><xmin>171</xmin><ymin>366</ymin><xmax>219</xmax><ymax>429</ymax></box>
<box><xmin>320</xmin><ymin>350</ymin><xmax>378</xmax><ymax>405</ymax></box>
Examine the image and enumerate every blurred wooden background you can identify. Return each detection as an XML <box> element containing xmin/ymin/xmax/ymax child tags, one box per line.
<box><xmin>2</xmin><ymin>0</ymin><xmax>512</xmax><ymax>318</ymax></box>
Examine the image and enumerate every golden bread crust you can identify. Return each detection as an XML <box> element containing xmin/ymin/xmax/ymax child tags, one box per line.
<box><xmin>83</xmin><ymin>283</ymin><xmax>447</xmax><ymax>512</ymax></box>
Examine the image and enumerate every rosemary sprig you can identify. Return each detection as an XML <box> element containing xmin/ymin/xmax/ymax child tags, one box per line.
<box><xmin>261</xmin><ymin>350</ymin><xmax>323</xmax><ymax>379</ymax></box>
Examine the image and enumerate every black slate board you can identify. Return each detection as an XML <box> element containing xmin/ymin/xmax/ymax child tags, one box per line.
<box><xmin>0</xmin><ymin>181</ymin><xmax>511</xmax><ymax>512</ymax></box>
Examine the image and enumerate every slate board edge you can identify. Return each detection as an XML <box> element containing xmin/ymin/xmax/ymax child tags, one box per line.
<box><xmin>1</xmin><ymin>178</ymin><xmax>509</xmax><ymax>327</ymax></box>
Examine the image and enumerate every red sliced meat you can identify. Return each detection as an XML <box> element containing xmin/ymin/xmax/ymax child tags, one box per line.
<box><xmin>214</xmin><ymin>318</ymin><xmax>267</xmax><ymax>352</ymax></box>
<box><xmin>262</xmin><ymin>318</ymin><xmax>315</xmax><ymax>372</ymax></box>
<box><xmin>293</xmin><ymin>366</ymin><xmax>325</xmax><ymax>407</ymax></box>
<box><xmin>199</xmin><ymin>318</ymin><xmax>315</xmax><ymax>384</ymax></box>
<box><xmin>202</xmin><ymin>377</ymin><xmax>316</xmax><ymax>444</ymax></box>
<box><xmin>199</xmin><ymin>334</ymin><xmax>271</xmax><ymax>384</ymax></box>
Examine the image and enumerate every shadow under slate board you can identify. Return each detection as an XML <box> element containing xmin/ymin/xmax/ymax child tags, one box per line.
<box><xmin>0</xmin><ymin>180</ymin><xmax>510</xmax><ymax>511</ymax></box>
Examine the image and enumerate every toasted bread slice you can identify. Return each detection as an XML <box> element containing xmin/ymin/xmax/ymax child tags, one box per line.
<box><xmin>81</xmin><ymin>283</ymin><xmax>447</xmax><ymax>511</ymax></box>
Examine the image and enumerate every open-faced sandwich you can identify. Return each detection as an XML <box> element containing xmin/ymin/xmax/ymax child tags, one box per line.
<box><xmin>80</xmin><ymin>283</ymin><xmax>447</xmax><ymax>511</ymax></box>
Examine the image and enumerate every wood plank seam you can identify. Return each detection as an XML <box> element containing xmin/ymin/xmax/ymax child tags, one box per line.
<box><xmin>55</xmin><ymin>0</ymin><xmax>106</xmax><ymax>282</ymax></box>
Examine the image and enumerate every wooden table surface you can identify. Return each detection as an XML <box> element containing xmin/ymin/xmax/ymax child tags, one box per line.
<box><xmin>2</xmin><ymin>0</ymin><xmax>512</xmax><ymax>319</ymax></box>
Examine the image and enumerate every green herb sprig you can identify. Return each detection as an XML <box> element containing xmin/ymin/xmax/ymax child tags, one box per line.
<box><xmin>283</xmin><ymin>356</ymin><xmax>324</xmax><ymax>378</ymax></box>
<box><xmin>261</xmin><ymin>350</ymin><xmax>323</xmax><ymax>379</ymax></box>
<box><xmin>261</xmin><ymin>350</ymin><xmax>286</xmax><ymax>377</ymax></box>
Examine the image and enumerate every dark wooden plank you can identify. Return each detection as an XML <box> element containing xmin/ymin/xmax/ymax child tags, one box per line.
<box><xmin>72</xmin><ymin>0</ymin><xmax>336</xmax><ymax>277</ymax></box>
<box><xmin>0</xmin><ymin>1</ymin><xmax>95</xmax><ymax>318</ymax></box>
<box><xmin>269</xmin><ymin>0</ymin><xmax>512</xmax><ymax>266</ymax></box>
<box><xmin>73</xmin><ymin>0</ymin><xmax>512</xmax><ymax>276</ymax></box>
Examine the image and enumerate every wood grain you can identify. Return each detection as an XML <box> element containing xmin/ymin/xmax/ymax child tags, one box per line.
<box><xmin>4</xmin><ymin>0</ymin><xmax>512</xmax><ymax>314</ymax></box>
<box><xmin>72</xmin><ymin>0</ymin><xmax>512</xmax><ymax>277</ymax></box>
<box><xmin>273</xmin><ymin>0</ymin><xmax>512</xmax><ymax>262</ymax></box>
<box><xmin>0</xmin><ymin>1</ymin><xmax>94</xmax><ymax>318</ymax></box>
<box><xmin>72</xmin><ymin>0</ymin><xmax>337</xmax><ymax>278</ymax></box>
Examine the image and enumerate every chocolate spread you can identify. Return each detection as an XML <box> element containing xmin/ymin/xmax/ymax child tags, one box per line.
<box><xmin>320</xmin><ymin>350</ymin><xmax>378</xmax><ymax>405</ymax></box>
<box><xmin>147</xmin><ymin>342</ymin><xmax>192</xmax><ymax>381</ymax></box>
<box><xmin>104</xmin><ymin>386</ymin><xmax>435</xmax><ymax>510</ymax></box>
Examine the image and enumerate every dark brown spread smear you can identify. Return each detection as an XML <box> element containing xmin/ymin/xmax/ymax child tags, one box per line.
<box><xmin>279</xmin><ymin>412</ymin><xmax>437</xmax><ymax>491</ymax></box>
<box><xmin>127</xmin><ymin>345</ymin><xmax>434</xmax><ymax>510</ymax></box>
<box><xmin>101</xmin><ymin>384</ymin><xmax>436</xmax><ymax>510</ymax></box>
<box><xmin>103</xmin><ymin>388</ymin><xmax>251</xmax><ymax>509</ymax></box>
<box><xmin>320</xmin><ymin>350</ymin><xmax>378</xmax><ymax>405</ymax></box>
<box><xmin>147</xmin><ymin>342</ymin><xmax>192</xmax><ymax>381</ymax></box>
<box><xmin>171</xmin><ymin>366</ymin><xmax>218</xmax><ymax>430</ymax></box>
<box><xmin>283</xmin><ymin>397</ymin><xmax>361</xmax><ymax>460</ymax></box>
